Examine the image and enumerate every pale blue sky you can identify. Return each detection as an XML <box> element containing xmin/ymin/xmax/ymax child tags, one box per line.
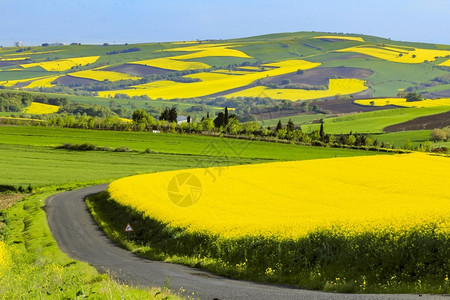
<box><xmin>0</xmin><ymin>0</ymin><xmax>449</xmax><ymax>46</ymax></box>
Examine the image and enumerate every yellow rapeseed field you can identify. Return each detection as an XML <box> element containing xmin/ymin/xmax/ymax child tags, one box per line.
<box><xmin>67</xmin><ymin>70</ymin><xmax>140</xmax><ymax>82</ymax></box>
<box><xmin>225</xmin><ymin>78</ymin><xmax>367</xmax><ymax>101</ymax></box>
<box><xmin>129</xmin><ymin>57</ymin><xmax>210</xmax><ymax>71</ymax></box>
<box><xmin>23</xmin><ymin>102</ymin><xmax>60</xmax><ymax>114</ymax></box>
<box><xmin>0</xmin><ymin>57</ymin><xmax>30</xmax><ymax>61</ymax></box>
<box><xmin>20</xmin><ymin>56</ymin><xmax>100</xmax><ymax>71</ymax></box>
<box><xmin>108</xmin><ymin>153</ymin><xmax>450</xmax><ymax>239</ymax></box>
<box><xmin>169</xmin><ymin>47</ymin><xmax>252</xmax><ymax>60</ymax></box>
<box><xmin>23</xmin><ymin>75</ymin><xmax>61</xmax><ymax>89</ymax></box>
<box><xmin>314</xmin><ymin>36</ymin><xmax>365</xmax><ymax>42</ymax></box>
<box><xmin>355</xmin><ymin>97</ymin><xmax>450</xmax><ymax>107</ymax></box>
<box><xmin>0</xmin><ymin>241</ymin><xmax>10</xmax><ymax>271</ymax></box>
<box><xmin>0</xmin><ymin>75</ymin><xmax>52</xmax><ymax>87</ymax></box>
<box><xmin>337</xmin><ymin>45</ymin><xmax>450</xmax><ymax>64</ymax></box>
<box><xmin>439</xmin><ymin>59</ymin><xmax>450</xmax><ymax>67</ymax></box>
<box><xmin>98</xmin><ymin>59</ymin><xmax>320</xmax><ymax>99</ymax></box>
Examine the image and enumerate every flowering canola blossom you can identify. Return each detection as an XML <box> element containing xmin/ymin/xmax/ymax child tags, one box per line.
<box><xmin>355</xmin><ymin>98</ymin><xmax>450</xmax><ymax>108</ymax></box>
<box><xmin>23</xmin><ymin>102</ymin><xmax>59</xmax><ymax>114</ymax></box>
<box><xmin>98</xmin><ymin>60</ymin><xmax>320</xmax><ymax>99</ymax></box>
<box><xmin>314</xmin><ymin>36</ymin><xmax>365</xmax><ymax>42</ymax></box>
<box><xmin>337</xmin><ymin>45</ymin><xmax>450</xmax><ymax>64</ymax></box>
<box><xmin>23</xmin><ymin>75</ymin><xmax>61</xmax><ymax>89</ymax></box>
<box><xmin>0</xmin><ymin>241</ymin><xmax>10</xmax><ymax>271</ymax></box>
<box><xmin>225</xmin><ymin>78</ymin><xmax>367</xmax><ymax>101</ymax></box>
<box><xmin>67</xmin><ymin>70</ymin><xmax>140</xmax><ymax>82</ymax></box>
<box><xmin>20</xmin><ymin>56</ymin><xmax>100</xmax><ymax>71</ymax></box>
<box><xmin>108</xmin><ymin>153</ymin><xmax>450</xmax><ymax>239</ymax></box>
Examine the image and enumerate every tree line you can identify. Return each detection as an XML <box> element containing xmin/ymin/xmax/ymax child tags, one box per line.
<box><xmin>1</xmin><ymin>106</ymin><xmax>419</xmax><ymax>153</ymax></box>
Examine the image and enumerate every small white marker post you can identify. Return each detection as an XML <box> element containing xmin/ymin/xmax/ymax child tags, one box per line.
<box><xmin>125</xmin><ymin>223</ymin><xmax>134</xmax><ymax>239</ymax></box>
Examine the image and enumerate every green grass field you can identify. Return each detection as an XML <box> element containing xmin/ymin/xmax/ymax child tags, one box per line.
<box><xmin>301</xmin><ymin>106</ymin><xmax>450</xmax><ymax>134</ymax></box>
<box><xmin>374</xmin><ymin>130</ymin><xmax>450</xmax><ymax>148</ymax></box>
<box><xmin>0</xmin><ymin>126</ymin><xmax>384</xmax><ymax>188</ymax></box>
<box><xmin>0</xmin><ymin>191</ymin><xmax>180</xmax><ymax>299</ymax></box>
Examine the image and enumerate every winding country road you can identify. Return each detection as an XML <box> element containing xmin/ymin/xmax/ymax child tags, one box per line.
<box><xmin>46</xmin><ymin>185</ymin><xmax>447</xmax><ymax>300</ymax></box>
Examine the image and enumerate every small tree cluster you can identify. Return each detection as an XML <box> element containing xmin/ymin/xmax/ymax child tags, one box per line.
<box><xmin>431</xmin><ymin>127</ymin><xmax>450</xmax><ymax>142</ymax></box>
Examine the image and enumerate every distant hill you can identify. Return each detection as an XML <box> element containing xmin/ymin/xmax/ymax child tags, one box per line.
<box><xmin>0</xmin><ymin>31</ymin><xmax>449</xmax><ymax>101</ymax></box>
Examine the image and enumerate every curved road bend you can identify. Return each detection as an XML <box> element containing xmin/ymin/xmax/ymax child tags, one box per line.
<box><xmin>46</xmin><ymin>185</ymin><xmax>446</xmax><ymax>300</ymax></box>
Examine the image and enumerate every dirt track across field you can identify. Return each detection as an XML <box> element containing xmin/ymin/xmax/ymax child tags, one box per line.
<box><xmin>46</xmin><ymin>185</ymin><xmax>447</xmax><ymax>300</ymax></box>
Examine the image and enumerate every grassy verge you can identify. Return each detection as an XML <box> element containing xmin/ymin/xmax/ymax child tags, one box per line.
<box><xmin>87</xmin><ymin>191</ymin><xmax>449</xmax><ymax>294</ymax></box>
<box><xmin>0</xmin><ymin>189</ymin><xmax>182</xmax><ymax>299</ymax></box>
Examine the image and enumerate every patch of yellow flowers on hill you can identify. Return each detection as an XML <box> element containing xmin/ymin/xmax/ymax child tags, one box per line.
<box><xmin>68</xmin><ymin>70</ymin><xmax>140</xmax><ymax>82</ymax></box>
<box><xmin>23</xmin><ymin>102</ymin><xmax>59</xmax><ymax>114</ymax></box>
<box><xmin>314</xmin><ymin>36</ymin><xmax>364</xmax><ymax>42</ymax></box>
<box><xmin>109</xmin><ymin>153</ymin><xmax>450</xmax><ymax>239</ymax></box>
<box><xmin>20</xmin><ymin>56</ymin><xmax>100</xmax><ymax>71</ymax></box>
<box><xmin>226</xmin><ymin>78</ymin><xmax>367</xmax><ymax>101</ymax></box>
<box><xmin>0</xmin><ymin>241</ymin><xmax>11</xmax><ymax>272</ymax></box>
<box><xmin>337</xmin><ymin>45</ymin><xmax>450</xmax><ymax>64</ymax></box>
<box><xmin>98</xmin><ymin>59</ymin><xmax>320</xmax><ymax>99</ymax></box>
<box><xmin>355</xmin><ymin>98</ymin><xmax>450</xmax><ymax>108</ymax></box>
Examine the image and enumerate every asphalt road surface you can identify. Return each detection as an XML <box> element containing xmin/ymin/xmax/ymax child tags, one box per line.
<box><xmin>46</xmin><ymin>185</ymin><xmax>447</xmax><ymax>300</ymax></box>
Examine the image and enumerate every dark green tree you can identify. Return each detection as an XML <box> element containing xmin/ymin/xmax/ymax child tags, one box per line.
<box><xmin>406</xmin><ymin>92</ymin><xmax>423</xmax><ymax>102</ymax></box>
<box><xmin>168</xmin><ymin>107</ymin><xmax>177</xmax><ymax>122</ymax></box>
<box><xmin>214</xmin><ymin>112</ymin><xmax>225</xmax><ymax>128</ymax></box>
<box><xmin>319</xmin><ymin>121</ymin><xmax>324</xmax><ymax>140</ymax></box>
<box><xmin>286</xmin><ymin>118</ymin><xmax>295</xmax><ymax>132</ymax></box>
<box><xmin>224</xmin><ymin>107</ymin><xmax>229</xmax><ymax>125</ymax></box>
<box><xmin>275</xmin><ymin>120</ymin><xmax>283</xmax><ymax>131</ymax></box>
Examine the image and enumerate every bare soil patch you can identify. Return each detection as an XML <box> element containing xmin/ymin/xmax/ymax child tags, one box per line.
<box><xmin>261</xmin><ymin>67</ymin><xmax>373</xmax><ymax>86</ymax></box>
<box><xmin>0</xmin><ymin>62</ymin><xmax>16</xmax><ymax>67</ymax></box>
<box><xmin>55</xmin><ymin>75</ymin><xmax>98</xmax><ymax>86</ymax></box>
<box><xmin>0</xmin><ymin>60</ymin><xmax>29</xmax><ymax>67</ymax></box>
<box><xmin>104</xmin><ymin>64</ymin><xmax>173</xmax><ymax>76</ymax></box>
<box><xmin>315</xmin><ymin>98</ymin><xmax>397</xmax><ymax>114</ymax></box>
<box><xmin>384</xmin><ymin>111</ymin><xmax>450</xmax><ymax>132</ymax></box>
<box><xmin>421</xmin><ymin>90</ymin><xmax>450</xmax><ymax>99</ymax></box>
<box><xmin>14</xmin><ymin>81</ymin><xmax>32</xmax><ymax>88</ymax></box>
<box><xmin>0</xmin><ymin>193</ymin><xmax>24</xmax><ymax>211</ymax></box>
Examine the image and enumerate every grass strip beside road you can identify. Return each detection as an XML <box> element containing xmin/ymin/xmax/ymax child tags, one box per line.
<box><xmin>0</xmin><ymin>190</ymin><xmax>181</xmax><ymax>299</ymax></box>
